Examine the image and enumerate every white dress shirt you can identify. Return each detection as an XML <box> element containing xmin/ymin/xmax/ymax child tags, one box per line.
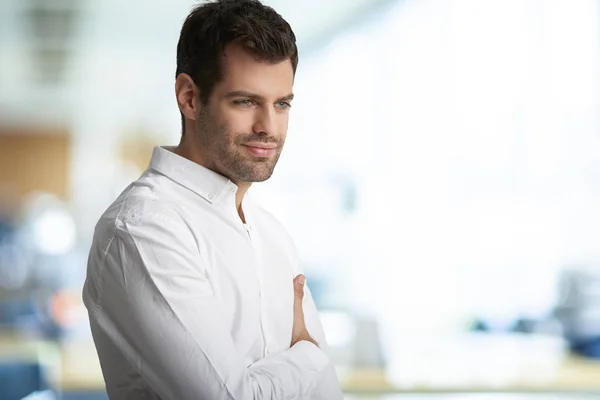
<box><xmin>82</xmin><ymin>146</ymin><xmax>343</xmax><ymax>400</ymax></box>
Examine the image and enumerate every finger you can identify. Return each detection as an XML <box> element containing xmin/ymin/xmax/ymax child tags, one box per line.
<box><xmin>293</xmin><ymin>274</ymin><xmax>305</xmax><ymax>299</ymax></box>
<box><xmin>293</xmin><ymin>275</ymin><xmax>306</xmax><ymax>324</ymax></box>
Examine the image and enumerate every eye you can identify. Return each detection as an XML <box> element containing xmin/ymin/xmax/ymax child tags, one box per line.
<box><xmin>276</xmin><ymin>101</ymin><xmax>292</xmax><ymax>110</ymax></box>
<box><xmin>233</xmin><ymin>99</ymin><xmax>253</xmax><ymax>107</ymax></box>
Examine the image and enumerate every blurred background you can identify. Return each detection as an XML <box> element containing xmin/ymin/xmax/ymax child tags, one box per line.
<box><xmin>1</xmin><ymin>0</ymin><xmax>600</xmax><ymax>399</ymax></box>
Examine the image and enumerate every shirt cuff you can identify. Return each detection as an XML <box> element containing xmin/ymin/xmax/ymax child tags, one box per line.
<box><xmin>288</xmin><ymin>340</ymin><xmax>331</xmax><ymax>372</ymax></box>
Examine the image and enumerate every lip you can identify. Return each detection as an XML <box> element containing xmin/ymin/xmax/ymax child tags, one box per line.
<box><xmin>243</xmin><ymin>143</ymin><xmax>277</xmax><ymax>157</ymax></box>
<box><xmin>243</xmin><ymin>142</ymin><xmax>277</xmax><ymax>149</ymax></box>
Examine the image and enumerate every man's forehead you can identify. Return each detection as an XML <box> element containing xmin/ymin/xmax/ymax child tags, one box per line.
<box><xmin>221</xmin><ymin>43</ymin><xmax>292</xmax><ymax>71</ymax></box>
<box><xmin>217</xmin><ymin>45</ymin><xmax>294</xmax><ymax>97</ymax></box>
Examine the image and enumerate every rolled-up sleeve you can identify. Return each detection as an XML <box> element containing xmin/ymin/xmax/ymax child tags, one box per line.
<box><xmin>83</xmin><ymin>206</ymin><xmax>331</xmax><ymax>400</ymax></box>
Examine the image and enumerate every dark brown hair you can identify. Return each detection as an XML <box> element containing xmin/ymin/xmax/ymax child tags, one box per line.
<box><xmin>176</xmin><ymin>0</ymin><xmax>298</xmax><ymax>134</ymax></box>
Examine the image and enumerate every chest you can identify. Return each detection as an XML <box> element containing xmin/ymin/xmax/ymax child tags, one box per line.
<box><xmin>191</xmin><ymin>212</ymin><xmax>296</xmax><ymax>357</ymax></box>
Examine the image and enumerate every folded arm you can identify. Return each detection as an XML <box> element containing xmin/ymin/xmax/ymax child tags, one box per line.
<box><xmin>84</xmin><ymin>207</ymin><xmax>330</xmax><ymax>400</ymax></box>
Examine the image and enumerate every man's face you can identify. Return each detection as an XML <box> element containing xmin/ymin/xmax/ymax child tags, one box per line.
<box><xmin>194</xmin><ymin>44</ymin><xmax>294</xmax><ymax>183</ymax></box>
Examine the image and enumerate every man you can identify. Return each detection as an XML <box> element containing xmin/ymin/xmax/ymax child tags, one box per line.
<box><xmin>82</xmin><ymin>0</ymin><xmax>343</xmax><ymax>399</ymax></box>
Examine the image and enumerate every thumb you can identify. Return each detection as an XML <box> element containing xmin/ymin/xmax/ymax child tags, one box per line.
<box><xmin>294</xmin><ymin>274</ymin><xmax>305</xmax><ymax>299</ymax></box>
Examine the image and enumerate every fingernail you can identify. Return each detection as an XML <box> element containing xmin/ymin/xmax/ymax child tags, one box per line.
<box><xmin>298</xmin><ymin>275</ymin><xmax>305</xmax><ymax>285</ymax></box>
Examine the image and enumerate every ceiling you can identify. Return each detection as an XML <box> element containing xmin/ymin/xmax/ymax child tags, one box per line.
<box><xmin>0</xmin><ymin>0</ymin><xmax>395</xmax><ymax>130</ymax></box>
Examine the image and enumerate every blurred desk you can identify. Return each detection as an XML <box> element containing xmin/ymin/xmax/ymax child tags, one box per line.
<box><xmin>340</xmin><ymin>333</ymin><xmax>600</xmax><ymax>394</ymax></box>
<box><xmin>58</xmin><ymin>338</ymin><xmax>104</xmax><ymax>391</ymax></box>
<box><xmin>341</xmin><ymin>357</ymin><xmax>600</xmax><ymax>393</ymax></box>
<box><xmin>341</xmin><ymin>356</ymin><xmax>600</xmax><ymax>394</ymax></box>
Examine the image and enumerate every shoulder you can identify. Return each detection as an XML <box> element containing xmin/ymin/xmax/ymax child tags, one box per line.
<box><xmin>94</xmin><ymin>171</ymin><xmax>191</xmax><ymax>242</ymax></box>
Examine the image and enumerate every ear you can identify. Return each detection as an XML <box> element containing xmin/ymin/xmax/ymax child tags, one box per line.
<box><xmin>175</xmin><ymin>73</ymin><xmax>200</xmax><ymax>121</ymax></box>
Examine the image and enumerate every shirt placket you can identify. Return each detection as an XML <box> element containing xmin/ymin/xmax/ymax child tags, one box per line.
<box><xmin>242</xmin><ymin>215</ymin><xmax>273</xmax><ymax>358</ymax></box>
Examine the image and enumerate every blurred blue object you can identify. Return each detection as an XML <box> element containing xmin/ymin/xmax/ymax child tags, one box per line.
<box><xmin>0</xmin><ymin>299</ymin><xmax>37</xmax><ymax>325</ymax></box>
<box><xmin>554</xmin><ymin>267</ymin><xmax>600</xmax><ymax>359</ymax></box>
<box><xmin>0</xmin><ymin>360</ymin><xmax>49</xmax><ymax>400</ymax></box>
<box><xmin>571</xmin><ymin>336</ymin><xmax>600</xmax><ymax>359</ymax></box>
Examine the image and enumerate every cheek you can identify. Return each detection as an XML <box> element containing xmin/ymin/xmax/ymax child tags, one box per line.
<box><xmin>224</xmin><ymin>109</ymin><xmax>254</xmax><ymax>131</ymax></box>
<box><xmin>219</xmin><ymin>131</ymin><xmax>240</xmax><ymax>150</ymax></box>
<box><xmin>277</xmin><ymin>114</ymin><xmax>290</xmax><ymax>133</ymax></box>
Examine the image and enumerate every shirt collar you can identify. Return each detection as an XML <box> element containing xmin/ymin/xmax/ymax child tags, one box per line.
<box><xmin>148</xmin><ymin>146</ymin><xmax>239</xmax><ymax>205</ymax></box>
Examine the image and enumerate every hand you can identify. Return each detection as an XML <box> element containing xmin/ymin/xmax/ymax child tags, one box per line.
<box><xmin>290</xmin><ymin>274</ymin><xmax>319</xmax><ymax>348</ymax></box>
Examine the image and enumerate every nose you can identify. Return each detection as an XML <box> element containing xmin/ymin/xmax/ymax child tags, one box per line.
<box><xmin>252</xmin><ymin>106</ymin><xmax>277</xmax><ymax>137</ymax></box>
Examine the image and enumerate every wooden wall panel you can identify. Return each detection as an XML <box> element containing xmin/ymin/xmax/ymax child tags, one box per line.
<box><xmin>0</xmin><ymin>130</ymin><xmax>70</xmax><ymax>202</ymax></box>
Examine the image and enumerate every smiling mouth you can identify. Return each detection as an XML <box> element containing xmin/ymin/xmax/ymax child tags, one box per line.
<box><xmin>242</xmin><ymin>144</ymin><xmax>277</xmax><ymax>157</ymax></box>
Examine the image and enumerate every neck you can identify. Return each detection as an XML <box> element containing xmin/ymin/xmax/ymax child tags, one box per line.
<box><xmin>235</xmin><ymin>183</ymin><xmax>251</xmax><ymax>223</ymax></box>
<box><xmin>175</xmin><ymin>136</ymin><xmax>251</xmax><ymax>223</ymax></box>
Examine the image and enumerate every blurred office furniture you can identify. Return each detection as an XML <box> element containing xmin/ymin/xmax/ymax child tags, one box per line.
<box><xmin>0</xmin><ymin>193</ymin><xmax>78</xmax><ymax>340</ymax></box>
<box><xmin>0</xmin><ymin>330</ymin><xmax>58</xmax><ymax>400</ymax></box>
<box><xmin>0</xmin><ymin>133</ymin><xmax>70</xmax><ymax>202</ymax></box>
<box><xmin>554</xmin><ymin>266</ymin><xmax>600</xmax><ymax>359</ymax></box>
<box><xmin>321</xmin><ymin>309</ymin><xmax>386</xmax><ymax>380</ymax></box>
<box><xmin>0</xmin><ymin>360</ymin><xmax>50</xmax><ymax>400</ymax></box>
<box><xmin>343</xmin><ymin>332</ymin><xmax>600</xmax><ymax>394</ymax></box>
<box><xmin>21</xmin><ymin>391</ymin><xmax>56</xmax><ymax>400</ymax></box>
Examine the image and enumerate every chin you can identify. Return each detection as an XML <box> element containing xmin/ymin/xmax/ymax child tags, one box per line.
<box><xmin>251</xmin><ymin>176</ymin><xmax>271</xmax><ymax>183</ymax></box>
<box><xmin>242</xmin><ymin>159</ymin><xmax>278</xmax><ymax>182</ymax></box>
<box><xmin>248</xmin><ymin>171</ymin><xmax>275</xmax><ymax>182</ymax></box>
<box><xmin>227</xmin><ymin>166</ymin><xmax>275</xmax><ymax>183</ymax></box>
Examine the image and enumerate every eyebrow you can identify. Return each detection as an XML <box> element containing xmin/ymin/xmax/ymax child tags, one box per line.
<box><xmin>225</xmin><ymin>90</ymin><xmax>294</xmax><ymax>103</ymax></box>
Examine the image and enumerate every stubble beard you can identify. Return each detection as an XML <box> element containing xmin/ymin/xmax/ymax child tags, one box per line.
<box><xmin>195</xmin><ymin>111</ymin><xmax>283</xmax><ymax>183</ymax></box>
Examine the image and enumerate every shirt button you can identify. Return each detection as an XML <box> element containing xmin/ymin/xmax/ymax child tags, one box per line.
<box><xmin>208</xmin><ymin>193</ymin><xmax>215</xmax><ymax>200</ymax></box>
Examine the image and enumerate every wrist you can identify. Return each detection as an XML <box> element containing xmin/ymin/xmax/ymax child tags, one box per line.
<box><xmin>300</xmin><ymin>335</ymin><xmax>318</xmax><ymax>347</ymax></box>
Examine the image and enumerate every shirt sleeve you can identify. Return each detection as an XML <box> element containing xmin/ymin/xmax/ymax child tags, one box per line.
<box><xmin>83</xmin><ymin>206</ymin><xmax>332</xmax><ymax>400</ymax></box>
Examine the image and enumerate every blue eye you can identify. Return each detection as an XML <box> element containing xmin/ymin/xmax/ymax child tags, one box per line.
<box><xmin>234</xmin><ymin>99</ymin><xmax>253</xmax><ymax>107</ymax></box>
<box><xmin>276</xmin><ymin>102</ymin><xmax>291</xmax><ymax>109</ymax></box>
